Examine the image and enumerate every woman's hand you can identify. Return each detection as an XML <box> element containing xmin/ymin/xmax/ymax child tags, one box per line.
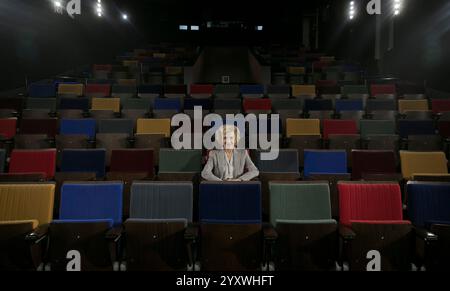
<box><xmin>224</xmin><ymin>178</ymin><xmax>242</xmax><ymax>182</ymax></box>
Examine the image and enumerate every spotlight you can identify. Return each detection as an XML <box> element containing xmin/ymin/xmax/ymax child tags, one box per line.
<box><xmin>191</xmin><ymin>25</ymin><xmax>199</xmax><ymax>31</ymax></box>
<box><xmin>54</xmin><ymin>1</ymin><xmax>62</xmax><ymax>8</ymax></box>
<box><xmin>256</xmin><ymin>26</ymin><xmax>263</xmax><ymax>31</ymax></box>
<box><xmin>394</xmin><ymin>0</ymin><xmax>402</xmax><ymax>16</ymax></box>
<box><xmin>348</xmin><ymin>1</ymin><xmax>356</xmax><ymax>20</ymax></box>
<box><xmin>179</xmin><ymin>25</ymin><xmax>188</xmax><ymax>31</ymax></box>
<box><xmin>122</xmin><ymin>14</ymin><xmax>128</xmax><ymax>20</ymax></box>
<box><xmin>96</xmin><ymin>0</ymin><xmax>103</xmax><ymax>17</ymax></box>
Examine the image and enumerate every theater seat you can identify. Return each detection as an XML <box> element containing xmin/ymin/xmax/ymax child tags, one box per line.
<box><xmin>136</xmin><ymin>119</ymin><xmax>171</xmax><ymax>137</ymax></box>
<box><xmin>407</xmin><ymin>181</ymin><xmax>450</xmax><ymax>271</ymax></box>
<box><xmin>121</xmin><ymin>182</ymin><xmax>194</xmax><ymax>271</ymax></box>
<box><xmin>45</xmin><ymin>182</ymin><xmax>123</xmax><ymax>271</ymax></box>
<box><xmin>400</xmin><ymin>151</ymin><xmax>448</xmax><ymax>180</ymax></box>
<box><xmin>0</xmin><ymin>183</ymin><xmax>55</xmax><ymax>270</ymax></box>
<box><xmin>110</xmin><ymin>149</ymin><xmax>154</xmax><ymax>176</ymax></box>
<box><xmin>286</xmin><ymin>119</ymin><xmax>321</xmax><ymax>137</ymax></box>
<box><xmin>20</xmin><ymin>119</ymin><xmax>58</xmax><ymax>137</ymax></box>
<box><xmin>9</xmin><ymin>149</ymin><xmax>57</xmax><ymax>179</ymax></box>
<box><xmin>323</xmin><ymin>120</ymin><xmax>358</xmax><ymax>139</ymax></box>
<box><xmin>60</xmin><ymin>149</ymin><xmax>106</xmax><ymax>178</ymax></box>
<box><xmin>190</xmin><ymin>84</ymin><xmax>214</xmax><ymax>99</ymax></box>
<box><xmin>338</xmin><ymin>182</ymin><xmax>413</xmax><ymax>271</ymax></box>
<box><xmin>60</xmin><ymin>119</ymin><xmax>96</xmax><ymax>139</ymax></box>
<box><xmin>351</xmin><ymin>150</ymin><xmax>397</xmax><ymax>180</ymax></box>
<box><xmin>198</xmin><ymin>182</ymin><xmax>263</xmax><ymax>271</ymax></box>
<box><xmin>243</xmin><ymin>98</ymin><xmax>272</xmax><ymax>114</ymax></box>
<box><xmin>0</xmin><ymin>118</ymin><xmax>17</xmax><ymax>139</ymax></box>
<box><xmin>303</xmin><ymin>150</ymin><xmax>348</xmax><ymax>178</ymax></box>
<box><xmin>268</xmin><ymin>182</ymin><xmax>338</xmax><ymax>270</ymax></box>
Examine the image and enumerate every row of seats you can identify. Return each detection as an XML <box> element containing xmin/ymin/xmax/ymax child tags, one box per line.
<box><xmin>0</xmin><ymin>147</ymin><xmax>447</xmax><ymax>181</ymax></box>
<box><xmin>1</xmin><ymin>181</ymin><xmax>448</xmax><ymax>271</ymax></box>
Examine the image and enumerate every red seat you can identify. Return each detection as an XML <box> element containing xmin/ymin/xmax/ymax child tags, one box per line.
<box><xmin>323</xmin><ymin>119</ymin><xmax>358</xmax><ymax>139</ymax></box>
<box><xmin>9</xmin><ymin>149</ymin><xmax>57</xmax><ymax>179</ymax></box>
<box><xmin>190</xmin><ymin>84</ymin><xmax>214</xmax><ymax>95</ymax></box>
<box><xmin>110</xmin><ymin>149</ymin><xmax>154</xmax><ymax>176</ymax></box>
<box><xmin>432</xmin><ymin>99</ymin><xmax>450</xmax><ymax>114</ymax></box>
<box><xmin>438</xmin><ymin>121</ymin><xmax>450</xmax><ymax>138</ymax></box>
<box><xmin>0</xmin><ymin>118</ymin><xmax>17</xmax><ymax>139</ymax></box>
<box><xmin>316</xmin><ymin>80</ymin><xmax>337</xmax><ymax>87</ymax></box>
<box><xmin>338</xmin><ymin>182</ymin><xmax>407</xmax><ymax>227</ymax></box>
<box><xmin>370</xmin><ymin>84</ymin><xmax>396</xmax><ymax>96</ymax></box>
<box><xmin>85</xmin><ymin>84</ymin><xmax>111</xmax><ymax>97</ymax></box>
<box><xmin>351</xmin><ymin>150</ymin><xmax>397</xmax><ymax>180</ymax></box>
<box><xmin>243</xmin><ymin>99</ymin><xmax>272</xmax><ymax>112</ymax></box>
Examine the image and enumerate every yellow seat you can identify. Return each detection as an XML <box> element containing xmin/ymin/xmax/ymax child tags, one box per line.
<box><xmin>58</xmin><ymin>84</ymin><xmax>84</xmax><ymax>96</ymax></box>
<box><xmin>0</xmin><ymin>183</ymin><xmax>55</xmax><ymax>226</ymax></box>
<box><xmin>91</xmin><ymin>98</ymin><xmax>121</xmax><ymax>113</ymax></box>
<box><xmin>118</xmin><ymin>79</ymin><xmax>137</xmax><ymax>86</ymax></box>
<box><xmin>400</xmin><ymin>151</ymin><xmax>448</xmax><ymax>180</ymax></box>
<box><xmin>292</xmin><ymin>85</ymin><xmax>316</xmax><ymax>97</ymax></box>
<box><xmin>286</xmin><ymin>119</ymin><xmax>321</xmax><ymax>137</ymax></box>
<box><xmin>0</xmin><ymin>220</ymin><xmax>39</xmax><ymax>229</ymax></box>
<box><xmin>398</xmin><ymin>100</ymin><xmax>429</xmax><ymax>114</ymax></box>
<box><xmin>136</xmin><ymin>119</ymin><xmax>171</xmax><ymax>137</ymax></box>
<box><xmin>287</xmin><ymin>67</ymin><xmax>306</xmax><ymax>75</ymax></box>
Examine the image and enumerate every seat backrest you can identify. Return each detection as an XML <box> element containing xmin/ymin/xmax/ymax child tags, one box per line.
<box><xmin>60</xmin><ymin>119</ymin><xmax>96</xmax><ymax>139</ymax></box>
<box><xmin>159</xmin><ymin>149</ymin><xmax>202</xmax><ymax>173</ymax></box>
<box><xmin>342</xmin><ymin>85</ymin><xmax>369</xmax><ymax>96</ymax></box>
<box><xmin>130</xmin><ymin>181</ymin><xmax>193</xmax><ymax>222</ymax></box>
<box><xmin>438</xmin><ymin>121</ymin><xmax>450</xmax><ymax>138</ymax></box>
<box><xmin>0</xmin><ymin>183</ymin><xmax>55</xmax><ymax>225</ymax></box>
<box><xmin>136</xmin><ymin>119</ymin><xmax>171</xmax><ymax>137</ymax></box>
<box><xmin>58</xmin><ymin>97</ymin><xmax>90</xmax><ymax>111</ymax></box>
<box><xmin>366</xmin><ymin>99</ymin><xmax>397</xmax><ymax>111</ymax></box>
<box><xmin>351</xmin><ymin>150</ymin><xmax>397</xmax><ymax>180</ymax></box>
<box><xmin>153</xmin><ymin>98</ymin><xmax>182</xmax><ymax>111</ymax></box>
<box><xmin>323</xmin><ymin>119</ymin><xmax>358</xmax><ymax>139</ymax></box>
<box><xmin>20</xmin><ymin>119</ymin><xmax>58</xmax><ymax>137</ymax></box>
<box><xmin>213</xmin><ymin>98</ymin><xmax>242</xmax><ymax>111</ymax></box>
<box><xmin>110</xmin><ymin>149</ymin><xmax>154</xmax><ymax>175</ymax></box>
<box><xmin>371</xmin><ymin>84</ymin><xmax>396</xmax><ymax>96</ymax></box>
<box><xmin>253</xmin><ymin>149</ymin><xmax>299</xmax><ymax>173</ymax></box>
<box><xmin>335</xmin><ymin>99</ymin><xmax>364</xmax><ymax>112</ymax></box>
<box><xmin>240</xmin><ymin>85</ymin><xmax>265</xmax><ymax>95</ymax></box>
<box><xmin>0</xmin><ymin>118</ymin><xmax>17</xmax><ymax>139</ymax></box>
<box><xmin>164</xmin><ymin>85</ymin><xmax>186</xmax><ymax>95</ymax></box>
<box><xmin>29</xmin><ymin>83</ymin><xmax>56</xmax><ymax>98</ymax></box>
<box><xmin>59</xmin><ymin>182</ymin><xmax>123</xmax><ymax>226</ymax></box>
<box><xmin>266</xmin><ymin>85</ymin><xmax>290</xmax><ymax>97</ymax></box>
<box><xmin>407</xmin><ymin>182</ymin><xmax>450</xmax><ymax>227</ymax></box>
<box><xmin>138</xmin><ymin>84</ymin><xmax>162</xmax><ymax>95</ymax></box>
<box><xmin>58</xmin><ymin>83</ymin><xmax>84</xmax><ymax>96</ymax></box>
<box><xmin>199</xmin><ymin>182</ymin><xmax>261</xmax><ymax>223</ymax></box>
<box><xmin>91</xmin><ymin>98</ymin><xmax>121</xmax><ymax>113</ymax></box>
<box><xmin>243</xmin><ymin>98</ymin><xmax>271</xmax><ymax>111</ymax></box>
<box><xmin>338</xmin><ymin>182</ymin><xmax>404</xmax><ymax>226</ymax></box>
<box><xmin>286</xmin><ymin>119</ymin><xmax>321</xmax><ymax>137</ymax></box>
<box><xmin>60</xmin><ymin>149</ymin><xmax>106</xmax><ymax>178</ymax></box>
<box><xmin>97</xmin><ymin>119</ymin><xmax>133</xmax><ymax>136</ymax></box>
<box><xmin>398</xmin><ymin>120</ymin><xmax>436</xmax><ymax>138</ymax></box>
<box><xmin>431</xmin><ymin>99</ymin><xmax>450</xmax><ymax>114</ymax></box>
<box><xmin>304</xmin><ymin>99</ymin><xmax>333</xmax><ymax>112</ymax></box>
<box><xmin>400</xmin><ymin>151</ymin><xmax>448</xmax><ymax>180</ymax></box>
<box><xmin>304</xmin><ymin>150</ymin><xmax>348</xmax><ymax>178</ymax></box>
<box><xmin>9</xmin><ymin>149</ymin><xmax>57</xmax><ymax>179</ymax></box>
<box><xmin>269</xmin><ymin>182</ymin><xmax>333</xmax><ymax>226</ymax></box>
<box><xmin>292</xmin><ymin>85</ymin><xmax>316</xmax><ymax>97</ymax></box>
<box><xmin>272</xmin><ymin>99</ymin><xmax>303</xmax><ymax>111</ymax></box>
<box><xmin>190</xmin><ymin>84</ymin><xmax>214</xmax><ymax>95</ymax></box>
<box><xmin>184</xmin><ymin>98</ymin><xmax>212</xmax><ymax>111</ymax></box>
<box><xmin>360</xmin><ymin>120</ymin><xmax>396</xmax><ymax>139</ymax></box>
<box><xmin>85</xmin><ymin>84</ymin><xmax>111</xmax><ymax>97</ymax></box>
<box><xmin>26</xmin><ymin>98</ymin><xmax>57</xmax><ymax>111</ymax></box>
<box><xmin>398</xmin><ymin>100</ymin><xmax>429</xmax><ymax>114</ymax></box>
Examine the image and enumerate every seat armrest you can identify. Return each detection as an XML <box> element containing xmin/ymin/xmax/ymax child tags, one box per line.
<box><xmin>263</xmin><ymin>223</ymin><xmax>278</xmax><ymax>241</ymax></box>
<box><xmin>105</xmin><ymin>226</ymin><xmax>123</xmax><ymax>243</ymax></box>
<box><xmin>414</xmin><ymin>227</ymin><xmax>438</xmax><ymax>242</ymax></box>
<box><xmin>26</xmin><ymin>224</ymin><xmax>49</xmax><ymax>244</ymax></box>
<box><xmin>339</xmin><ymin>225</ymin><xmax>356</xmax><ymax>240</ymax></box>
<box><xmin>184</xmin><ymin>224</ymin><xmax>199</xmax><ymax>241</ymax></box>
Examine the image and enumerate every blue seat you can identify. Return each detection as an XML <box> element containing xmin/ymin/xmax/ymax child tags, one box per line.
<box><xmin>303</xmin><ymin>150</ymin><xmax>348</xmax><ymax>178</ymax></box>
<box><xmin>183</xmin><ymin>98</ymin><xmax>212</xmax><ymax>111</ymax></box>
<box><xmin>407</xmin><ymin>182</ymin><xmax>450</xmax><ymax>229</ymax></box>
<box><xmin>335</xmin><ymin>99</ymin><xmax>364</xmax><ymax>112</ymax></box>
<box><xmin>28</xmin><ymin>83</ymin><xmax>56</xmax><ymax>98</ymax></box>
<box><xmin>240</xmin><ymin>85</ymin><xmax>265</xmax><ymax>96</ymax></box>
<box><xmin>57</xmin><ymin>182</ymin><xmax>123</xmax><ymax>226</ymax></box>
<box><xmin>60</xmin><ymin>119</ymin><xmax>96</xmax><ymax>139</ymax></box>
<box><xmin>304</xmin><ymin>99</ymin><xmax>333</xmax><ymax>112</ymax></box>
<box><xmin>60</xmin><ymin>149</ymin><xmax>106</xmax><ymax>178</ymax></box>
<box><xmin>199</xmin><ymin>182</ymin><xmax>262</xmax><ymax>224</ymax></box>
<box><xmin>398</xmin><ymin>120</ymin><xmax>436</xmax><ymax>138</ymax></box>
<box><xmin>253</xmin><ymin>149</ymin><xmax>299</xmax><ymax>173</ymax></box>
<box><xmin>153</xmin><ymin>98</ymin><xmax>182</xmax><ymax>111</ymax></box>
<box><xmin>59</xmin><ymin>97</ymin><xmax>90</xmax><ymax>110</ymax></box>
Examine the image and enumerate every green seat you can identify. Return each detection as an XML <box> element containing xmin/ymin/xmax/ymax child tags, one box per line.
<box><xmin>26</xmin><ymin>98</ymin><xmax>57</xmax><ymax>111</ymax></box>
<box><xmin>360</xmin><ymin>120</ymin><xmax>396</xmax><ymax>139</ymax></box>
<box><xmin>158</xmin><ymin>149</ymin><xmax>203</xmax><ymax>173</ymax></box>
<box><xmin>122</xmin><ymin>97</ymin><xmax>153</xmax><ymax>110</ymax></box>
<box><xmin>268</xmin><ymin>181</ymin><xmax>338</xmax><ymax>271</ymax></box>
<box><xmin>272</xmin><ymin>99</ymin><xmax>303</xmax><ymax>111</ymax></box>
<box><xmin>269</xmin><ymin>182</ymin><xmax>335</xmax><ymax>226</ymax></box>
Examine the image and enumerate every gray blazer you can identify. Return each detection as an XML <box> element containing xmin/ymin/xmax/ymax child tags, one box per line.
<box><xmin>201</xmin><ymin>150</ymin><xmax>259</xmax><ymax>181</ymax></box>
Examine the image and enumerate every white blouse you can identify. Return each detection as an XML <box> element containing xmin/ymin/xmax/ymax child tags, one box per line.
<box><xmin>224</xmin><ymin>152</ymin><xmax>234</xmax><ymax>180</ymax></box>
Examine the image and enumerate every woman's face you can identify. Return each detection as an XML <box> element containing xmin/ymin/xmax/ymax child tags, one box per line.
<box><xmin>223</xmin><ymin>130</ymin><xmax>235</xmax><ymax>150</ymax></box>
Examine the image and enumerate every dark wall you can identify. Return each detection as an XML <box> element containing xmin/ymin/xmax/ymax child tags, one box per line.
<box><xmin>0</xmin><ymin>0</ymin><xmax>145</xmax><ymax>91</ymax></box>
<box><xmin>324</xmin><ymin>0</ymin><xmax>450</xmax><ymax>91</ymax></box>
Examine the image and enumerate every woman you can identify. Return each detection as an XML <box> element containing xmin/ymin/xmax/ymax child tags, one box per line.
<box><xmin>201</xmin><ymin>125</ymin><xmax>259</xmax><ymax>182</ymax></box>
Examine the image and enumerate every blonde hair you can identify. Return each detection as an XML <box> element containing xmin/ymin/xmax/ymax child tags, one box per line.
<box><xmin>215</xmin><ymin>124</ymin><xmax>241</xmax><ymax>148</ymax></box>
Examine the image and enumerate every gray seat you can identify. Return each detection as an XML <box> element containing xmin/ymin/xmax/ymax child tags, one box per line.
<box><xmin>253</xmin><ymin>149</ymin><xmax>299</xmax><ymax>173</ymax></box>
<box><xmin>98</xmin><ymin>119</ymin><xmax>134</xmax><ymax>135</ymax></box>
